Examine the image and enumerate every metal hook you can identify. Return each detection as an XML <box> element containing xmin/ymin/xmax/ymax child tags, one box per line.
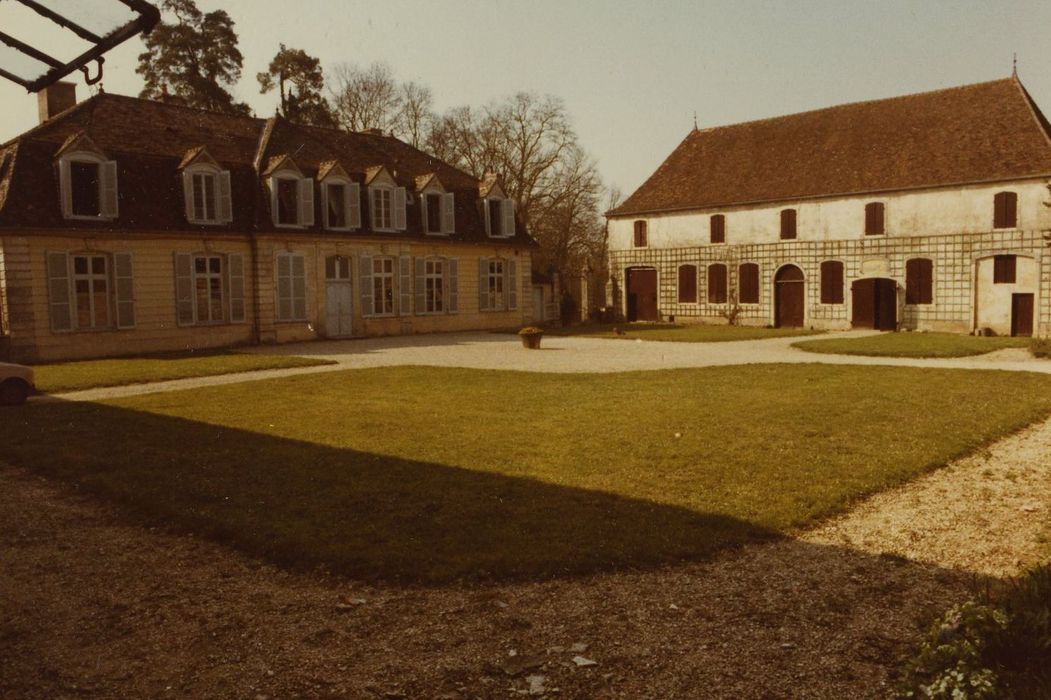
<box><xmin>80</xmin><ymin>57</ymin><xmax>104</xmax><ymax>85</ymax></box>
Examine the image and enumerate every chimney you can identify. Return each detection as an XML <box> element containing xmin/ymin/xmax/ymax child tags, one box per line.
<box><xmin>362</xmin><ymin>128</ymin><xmax>383</xmax><ymax>136</ymax></box>
<box><xmin>37</xmin><ymin>82</ymin><xmax>77</xmax><ymax>123</ymax></box>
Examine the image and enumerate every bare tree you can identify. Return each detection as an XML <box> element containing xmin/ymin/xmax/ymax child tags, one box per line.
<box><xmin>328</xmin><ymin>62</ymin><xmax>402</xmax><ymax>133</ymax></box>
<box><xmin>396</xmin><ymin>81</ymin><xmax>434</xmax><ymax>148</ymax></box>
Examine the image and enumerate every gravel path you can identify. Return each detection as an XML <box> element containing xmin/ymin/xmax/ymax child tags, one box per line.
<box><xmin>46</xmin><ymin>330</ymin><xmax>1051</xmax><ymax>402</ymax></box>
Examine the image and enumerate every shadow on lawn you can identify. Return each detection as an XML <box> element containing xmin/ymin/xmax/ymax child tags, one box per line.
<box><xmin>1</xmin><ymin>399</ymin><xmax>779</xmax><ymax>584</ymax></box>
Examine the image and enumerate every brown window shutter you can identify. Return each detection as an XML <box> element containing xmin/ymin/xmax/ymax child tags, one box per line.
<box><xmin>634</xmin><ymin>220</ymin><xmax>647</xmax><ymax>247</ymax></box>
<box><xmin>906</xmin><ymin>258</ymin><xmax>933</xmax><ymax>305</ymax></box>
<box><xmin>678</xmin><ymin>265</ymin><xmax>697</xmax><ymax>303</ymax></box>
<box><xmin>865</xmin><ymin>203</ymin><xmax>884</xmax><ymax>235</ymax></box>
<box><xmin>820</xmin><ymin>261</ymin><xmax>844</xmax><ymax>304</ymax></box>
<box><xmin>780</xmin><ymin>209</ymin><xmax>796</xmax><ymax>240</ymax></box>
<box><xmin>994</xmin><ymin>192</ymin><xmax>1017</xmax><ymax>229</ymax></box>
<box><xmin>993</xmin><ymin>255</ymin><xmax>1016</xmax><ymax>284</ymax></box>
<box><xmin>710</xmin><ymin>215</ymin><xmax>725</xmax><ymax>243</ymax></box>
<box><xmin>738</xmin><ymin>263</ymin><xmax>759</xmax><ymax>304</ymax></box>
<box><xmin>707</xmin><ymin>264</ymin><xmax>727</xmax><ymax>304</ymax></box>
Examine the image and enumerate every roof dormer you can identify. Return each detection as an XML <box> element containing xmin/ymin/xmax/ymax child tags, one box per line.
<box><xmin>478</xmin><ymin>173</ymin><xmax>514</xmax><ymax>238</ymax></box>
<box><xmin>365</xmin><ymin>165</ymin><xmax>406</xmax><ymax>232</ymax></box>
<box><xmin>55</xmin><ymin>132</ymin><xmax>118</xmax><ymax>221</ymax></box>
<box><xmin>264</xmin><ymin>155</ymin><xmax>313</xmax><ymax>228</ymax></box>
<box><xmin>416</xmin><ymin>173</ymin><xmax>455</xmax><ymax>235</ymax></box>
<box><xmin>179</xmin><ymin>146</ymin><xmax>232</xmax><ymax>225</ymax></box>
<box><xmin>317</xmin><ymin>160</ymin><xmax>360</xmax><ymax>231</ymax></box>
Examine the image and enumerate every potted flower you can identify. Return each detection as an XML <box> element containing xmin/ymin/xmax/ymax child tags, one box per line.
<box><xmin>518</xmin><ymin>326</ymin><xmax>544</xmax><ymax>349</ymax></box>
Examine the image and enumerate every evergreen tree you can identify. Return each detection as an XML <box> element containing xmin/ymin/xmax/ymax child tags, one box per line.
<box><xmin>257</xmin><ymin>45</ymin><xmax>336</xmax><ymax>127</ymax></box>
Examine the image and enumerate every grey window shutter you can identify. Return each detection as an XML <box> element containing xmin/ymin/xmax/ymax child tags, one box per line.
<box><xmin>298</xmin><ymin>178</ymin><xmax>314</xmax><ymax>227</ymax></box>
<box><xmin>114</xmin><ymin>252</ymin><xmax>135</xmax><ymax>329</ymax></box>
<box><xmin>478</xmin><ymin>257</ymin><xmax>489</xmax><ymax>311</ymax></box>
<box><xmin>442</xmin><ymin>193</ymin><xmax>455</xmax><ymax>234</ymax></box>
<box><xmin>174</xmin><ymin>252</ymin><xmax>194</xmax><ymax>326</ymax></box>
<box><xmin>419</xmin><ymin>192</ymin><xmax>429</xmax><ymax>233</ymax></box>
<box><xmin>394</xmin><ymin>187</ymin><xmax>407</xmax><ymax>230</ymax></box>
<box><xmin>502</xmin><ymin>199</ymin><xmax>515</xmax><ymax>237</ymax></box>
<box><xmin>59</xmin><ymin>161</ymin><xmax>73</xmax><ymax>217</ymax></box>
<box><xmin>483</xmin><ymin>200</ymin><xmax>491</xmax><ymax>236</ymax></box>
<box><xmin>360</xmin><ymin>255</ymin><xmax>373</xmax><ymax>316</ymax></box>
<box><xmin>399</xmin><ymin>254</ymin><xmax>412</xmax><ymax>315</ymax></box>
<box><xmin>507</xmin><ymin>259</ymin><xmax>518</xmax><ymax>310</ymax></box>
<box><xmin>347</xmin><ymin>182</ymin><xmax>361</xmax><ymax>229</ymax></box>
<box><xmin>447</xmin><ymin>258</ymin><xmax>458</xmax><ymax>313</ymax></box>
<box><xmin>276</xmin><ymin>254</ymin><xmax>292</xmax><ymax>320</ymax></box>
<box><xmin>292</xmin><ymin>254</ymin><xmax>307</xmax><ymax>320</ymax></box>
<box><xmin>182</xmin><ymin>170</ymin><xmax>195</xmax><ymax>221</ymax></box>
<box><xmin>228</xmin><ymin>253</ymin><xmax>246</xmax><ymax>322</ymax></box>
<box><xmin>415</xmin><ymin>257</ymin><xmax>426</xmax><ymax>313</ymax></box>
<box><xmin>100</xmin><ymin>160</ymin><xmax>119</xmax><ymax>218</ymax></box>
<box><xmin>218</xmin><ymin>170</ymin><xmax>233</xmax><ymax>222</ymax></box>
<box><xmin>46</xmin><ymin>251</ymin><xmax>72</xmax><ymax>332</ymax></box>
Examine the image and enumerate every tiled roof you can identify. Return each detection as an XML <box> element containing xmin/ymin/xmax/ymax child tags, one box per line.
<box><xmin>0</xmin><ymin>93</ymin><xmax>534</xmax><ymax>246</ymax></box>
<box><xmin>611</xmin><ymin>77</ymin><xmax>1051</xmax><ymax>217</ymax></box>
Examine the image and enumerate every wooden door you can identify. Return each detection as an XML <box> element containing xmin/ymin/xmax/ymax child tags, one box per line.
<box><xmin>1011</xmin><ymin>293</ymin><xmax>1034</xmax><ymax>337</ymax></box>
<box><xmin>774</xmin><ymin>265</ymin><xmax>804</xmax><ymax>327</ymax></box>
<box><xmin>626</xmin><ymin>268</ymin><xmax>658</xmax><ymax>322</ymax></box>
<box><xmin>874</xmin><ymin>279</ymin><xmax>897</xmax><ymax>331</ymax></box>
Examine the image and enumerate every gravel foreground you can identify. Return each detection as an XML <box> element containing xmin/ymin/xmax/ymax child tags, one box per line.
<box><xmin>3</xmin><ymin>415</ymin><xmax>1049</xmax><ymax>699</ymax></box>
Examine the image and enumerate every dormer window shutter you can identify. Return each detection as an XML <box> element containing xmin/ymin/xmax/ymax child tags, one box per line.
<box><xmin>298</xmin><ymin>178</ymin><xmax>314</xmax><ymax>226</ymax></box>
<box><xmin>394</xmin><ymin>187</ymin><xmax>407</xmax><ymax>230</ymax></box>
<box><xmin>181</xmin><ymin>170</ymin><xmax>195</xmax><ymax>221</ymax></box>
<box><xmin>58</xmin><ymin>161</ymin><xmax>73</xmax><ymax>217</ymax></box>
<box><xmin>346</xmin><ymin>182</ymin><xmax>361</xmax><ymax>229</ymax></box>
<box><xmin>218</xmin><ymin>171</ymin><xmax>233</xmax><ymax>222</ymax></box>
<box><xmin>100</xmin><ymin>160</ymin><xmax>118</xmax><ymax>218</ymax></box>
<box><xmin>483</xmin><ymin>199</ymin><xmax>492</xmax><ymax>235</ymax></box>
<box><xmin>419</xmin><ymin>192</ymin><xmax>429</xmax><ymax>232</ymax></box>
<box><xmin>501</xmin><ymin>199</ymin><xmax>515</xmax><ymax>237</ymax></box>
<box><xmin>442</xmin><ymin>193</ymin><xmax>455</xmax><ymax>234</ymax></box>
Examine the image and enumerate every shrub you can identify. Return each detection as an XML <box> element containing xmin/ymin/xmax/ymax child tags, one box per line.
<box><xmin>518</xmin><ymin>327</ymin><xmax>544</xmax><ymax>336</ymax></box>
<box><xmin>1031</xmin><ymin>337</ymin><xmax>1051</xmax><ymax>359</ymax></box>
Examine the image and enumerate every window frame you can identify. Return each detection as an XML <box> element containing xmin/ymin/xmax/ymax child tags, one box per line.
<box><xmin>423</xmin><ymin>257</ymin><xmax>446</xmax><ymax>314</ymax></box>
<box><xmin>370</xmin><ymin>185</ymin><xmax>394</xmax><ymax>232</ymax></box>
<box><xmin>370</xmin><ymin>256</ymin><xmax>396</xmax><ymax>316</ymax></box>
<box><xmin>486</xmin><ymin>259</ymin><xmax>506</xmax><ymax>311</ymax></box>
<box><xmin>677</xmin><ymin>264</ymin><xmax>698</xmax><ymax>303</ymax></box>
<box><xmin>59</xmin><ymin>151</ymin><xmax>118</xmax><ymax>221</ymax></box>
<box><xmin>71</xmin><ymin>253</ymin><xmax>111</xmax><ymax>329</ymax></box>
<box><xmin>192</xmin><ymin>254</ymin><xmax>226</xmax><ymax>324</ymax></box>
<box><xmin>183</xmin><ymin>163</ymin><xmax>232</xmax><ymax>226</ymax></box>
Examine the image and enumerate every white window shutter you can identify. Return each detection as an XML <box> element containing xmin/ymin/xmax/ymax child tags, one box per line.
<box><xmin>228</xmin><ymin>253</ymin><xmax>246</xmax><ymax>322</ymax></box>
<box><xmin>502</xmin><ymin>199</ymin><xmax>515</xmax><ymax>237</ymax></box>
<box><xmin>415</xmin><ymin>257</ymin><xmax>426</xmax><ymax>313</ymax></box>
<box><xmin>59</xmin><ymin>161</ymin><xmax>72</xmax><ymax>218</ymax></box>
<box><xmin>394</xmin><ymin>187</ymin><xmax>407</xmax><ymax>230</ymax></box>
<box><xmin>298</xmin><ymin>178</ymin><xmax>314</xmax><ymax>226</ymax></box>
<box><xmin>360</xmin><ymin>255</ymin><xmax>373</xmax><ymax>316</ymax></box>
<box><xmin>483</xmin><ymin>199</ymin><xmax>491</xmax><ymax>236</ymax></box>
<box><xmin>478</xmin><ymin>257</ymin><xmax>489</xmax><ymax>311</ymax></box>
<box><xmin>100</xmin><ymin>160</ymin><xmax>119</xmax><ymax>218</ymax></box>
<box><xmin>447</xmin><ymin>258</ymin><xmax>458</xmax><ymax>313</ymax></box>
<box><xmin>291</xmin><ymin>254</ymin><xmax>307</xmax><ymax>320</ymax></box>
<box><xmin>114</xmin><ymin>252</ymin><xmax>135</xmax><ymax>329</ymax></box>
<box><xmin>46</xmin><ymin>251</ymin><xmax>72</xmax><ymax>331</ymax></box>
<box><xmin>399</xmin><ymin>254</ymin><xmax>412</xmax><ymax>315</ymax></box>
<box><xmin>174</xmin><ymin>252</ymin><xmax>194</xmax><ymax>326</ymax></box>
<box><xmin>182</xmin><ymin>170</ymin><xmax>195</xmax><ymax>222</ymax></box>
<box><xmin>276</xmin><ymin>253</ymin><xmax>292</xmax><ymax>320</ymax></box>
<box><xmin>442</xmin><ymin>193</ymin><xmax>455</xmax><ymax>234</ymax></box>
<box><xmin>507</xmin><ymin>259</ymin><xmax>518</xmax><ymax>310</ymax></box>
<box><xmin>419</xmin><ymin>192</ymin><xmax>429</xmax><ymax>233</ymax></box>
<box><xmin>347</xmin><ymin>182</ymin><xmax>361</xmax><ymax>229</ymax></box>
<box><xmin>218</xmin><ymin>170</ymin><xmax>233</xmax><ymax>222</ymax></box>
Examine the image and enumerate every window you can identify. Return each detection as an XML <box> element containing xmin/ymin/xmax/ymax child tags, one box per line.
<box><xmin>60</xmin><ymin>155</ymin><xmax>118</xmax><ymax>219</ymax></box>
<box><xmin>633</xmin><ymin>220</ymin><xmax>647</xmax><ymax>247</ymax></box>
<box><xmin>174</xmin><ymin>252</ymin><xmax>245</xmax><ymax>326</ymax></box>
<box><xmin>276</xmin><ymin>252</ymin><xmax>307</xmax><ymax>321</ymax></box>
<box><xmin>372</xmin><ymin>187</ymin><xmax>392</xmax><ymax>230</ymax></box>
<box><xmin>321</xmin><ymin>180</ymin><xmax>360</xmax><ymax>230</ymax></box>
<box><xmin>426</xmin><ymin>193</ymin><xmax>442</xmax><ymax>232</ymax></box>
<box><xmin>820</xmin><ymin>260</ymin><xmax>844</xmax><ymax>304</ymax></box>
<box><xmin>277</xmin><ymin>179</ymin><xmax>298</xmax><ymax>225</ymax></box>
<box><xmin>993</xmin><ymin>255</ymin><xmax>1017</xmax><ymax>284</ymax></box>
<box><xmin>710</xmin><ymin>214</ymin><xmax>725</xmax><ymax>243</ymax></box>
<box><xmin>485</xmin><ymin>198</ymin><xmax>515</xmax><ymax>237</ymax></box>
<box><xmin>780</xmin><ymin>209</ymin><xmax>797</xmax><ymax>240</ymax></box>
<box><xmin>183</xmin><ymin>166</ymin><xmax>232</xmax><ymax>225</ymax></box>
<box><xmin>678</xmin><ymin>265</ymin><xmax>697</xmax><ymax>303</ymax></box>
<box><xmin>371</xmin><ymin>257</ymin><xmax>395</xmax><ymax>315</ymax></box>
<box><xmin>478</xmin><ymin>257</ymin><xmax>517</xmax><ymax>311</ymax></box>
<box><xmin>707</xmin><ymin>264</ymin><xmax>727</xmax><ymax>304</ymax></box>
<box><xmin>486</xmin><ymin>259</ymin><xmax>505</xmax><ymax>310</ymax></box>
<box><xmin>993</xmin><ymin>191</ymin><xmax>1018</xmax><ymax>229</ymax></box>
<box><xmin>865</xmin><ymin>202</ymin><xmax>885</xmax><ymax>236</ymax></box>
<box><xmin>325</xmin><ymin>255</ymin><xmax>351</xmax><ymax>280</ymax></box>
<box><xmin>905</xmin><ymin>258</ymin><xmax>933</xmax><ymax>305</ymax></box>
<box><xmin>738</xmin><ymin>263</ymin><xmax>759</xmax><ymax>304</ymax></box>
<box><xmin>270</xmin><ymin>174</ymin><xmax>314</xmax><ymax>228</ymax></box>
<box><xmin>46</xmin><ymin>251</ymin><xmax>135</xmax><ymax>332</ymax></box>
<box><xmin>422</xmin><ymin>192</ymin><xmax>456</xmax><ymax>234</ymax></box>
<box><xmin>424</xmin><ymin>259</ymin><xmax>444</xmax><ymax>313</ymax></box>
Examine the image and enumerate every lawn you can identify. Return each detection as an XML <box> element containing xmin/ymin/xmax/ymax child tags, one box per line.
<box><xmin>4</xmin><ymin>364</ymin><xmax>1051</xmax><ymax>582</ymax></box>
<box><xmin>550</xmin><ymin>322</ymin><xmax>822</xmax><ymax>342</ymax></box>
<box><xmin>792</xmin><ymin>332</ymin><xmax>1031</xmax><ymax>358</ymax></box>
<box><xmin>31</xmin><ymin>351</ymin><xmax>334</xmax><ymax>393</ymax></box>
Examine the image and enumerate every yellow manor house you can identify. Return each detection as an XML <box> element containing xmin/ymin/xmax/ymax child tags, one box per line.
<box><xmin>0</xmin><ymin>83</ymin><xmax>536</xmax><ymax>363</ymax></box>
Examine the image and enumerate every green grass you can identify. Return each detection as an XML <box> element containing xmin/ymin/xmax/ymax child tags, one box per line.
<box><xmin>550</xmin><ymin>322</ymin><xmax>822</xmax><ymax>342</ymax></box>
<box><xmin>32</xmin><ymin>351</ymin><xmax>334</xmax><ymax>393</ymax></box>
<box><xmin>4</xmin><ymin>364</ymin><xmax>1051</xmax><ymax>583</ymax></box>
<box><xmin>793</xmin><ymin>332</ymin><xmax>1031</xmax><ymax>358</ymax></box>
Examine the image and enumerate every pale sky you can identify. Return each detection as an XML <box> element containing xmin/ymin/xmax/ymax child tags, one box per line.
<box><xmin>1</xmin><ymin>0</ymin><xmax>1050</xmax><ymax>197</ymax></box>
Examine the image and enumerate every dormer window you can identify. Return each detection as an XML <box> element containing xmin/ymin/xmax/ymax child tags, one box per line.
<box><xmin>485</xmin><ymin>198</ymin><xmax>515</xmax><ymax>237</ymax></box>
<box><xmin>182</xmin><ymin>163</ymin><xmax>232</xmax><ymax>225</ymax></box>
<box><xmin>59</xmin><ymin>152</ymin><xmax>118</xmax><ymax>220</ymax></box>
<box><xmin>269</xmin><ymin>169</ymin><xmax>314</xmax><ymax>228</ymax></box>
<box><xmin>322</xmin><ymin>179</ymin><xmax>361</xmax><ymax>230</ymax></box>
<box><xmin>368</xmin><ymin>183</ymin><xmax>407</xmax><ymax>232</ymax></box>
<box><xmin>420</xmin><ymin>189</ymin><xmax>455</xmax><ymax>235</ymax></box>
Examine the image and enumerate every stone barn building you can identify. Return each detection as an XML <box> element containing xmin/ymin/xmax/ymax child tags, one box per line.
<box><xmin>606</xmin><ymin>77</ymin><xmax>1051</xmax><ymax>337</ymax></box>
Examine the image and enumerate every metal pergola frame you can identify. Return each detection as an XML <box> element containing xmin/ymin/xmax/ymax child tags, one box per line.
<box><xmin>0</xmin><ymin>0</ymin><xmax>160</xmax><ymax>92</ymax></box>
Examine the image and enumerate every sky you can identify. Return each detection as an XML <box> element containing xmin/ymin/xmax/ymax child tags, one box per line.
<box><xmin>1</xmin><ymin>0</ymin><xmax>1050</xmax><ymax>198</ymax></box>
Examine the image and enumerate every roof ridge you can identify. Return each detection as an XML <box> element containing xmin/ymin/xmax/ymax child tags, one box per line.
<box><xmin>97</xmin><ymin>92</ymin><xmax>265</xmax><ymax>125</ymax></box>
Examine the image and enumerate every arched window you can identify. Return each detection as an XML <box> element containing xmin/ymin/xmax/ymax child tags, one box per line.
<box><xmin>707</xmin><ymin>263</ymin><xmax>727</xmax><ymax>304</ymax></box>
<box><xmin>678</xmin><ymin>264</ymin><xmax>697</xmax><ymax>303</ymax></box>
<box><xmin>905</xmin><ymin>258</ymin><xmax>933</xmax><ymax>305</ymax></box>
<box><xmin>864</xmin><ymin>202</ymin><xmax>885</xmax><ymax>236</ymax></box>
<box><xmin>738</xmin><ymin>263</ymin><xmax>759</xmax><ymax>304</ymax></box>
<box><xmin>993</xmin><ymin>191</ymin><xmax>1017</xmax><ymax>229</ymax></box>
<box><xmin>780</xmin><ymin>209</ymin><xmax>797</xmax><ymax>240</ymax></box>
<box><xmin>820</xmin><ymin>261</ymin><xmax>844</xmax><ymax>304</ymax></box>
<box><xmin>710</xmin><ymin>214</ymin><xmax>725</xmax><ymax>243</ymax></box>
<box><xmin>633</xmin><ymin>220</ymin><xmax>647</xmax><ymax>247</ymax></box>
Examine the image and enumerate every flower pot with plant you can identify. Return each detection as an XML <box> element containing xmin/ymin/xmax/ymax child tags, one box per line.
<box><xmin>518</xmin><ymin>326</ymin><xmax>544</xmax><ymax>349</ymax></box>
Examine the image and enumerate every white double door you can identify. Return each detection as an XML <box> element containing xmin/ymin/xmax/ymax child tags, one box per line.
<box><xmin>325</xmin><ymin>281</ymin><xmax>353</xmax><ymax>338</ymax></box>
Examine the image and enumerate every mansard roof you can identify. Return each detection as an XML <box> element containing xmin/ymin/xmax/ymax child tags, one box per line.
<box><xmin>611</xmin><ymin>77</ymin><xmax>1051</xmax><ymax>217</ymax></box>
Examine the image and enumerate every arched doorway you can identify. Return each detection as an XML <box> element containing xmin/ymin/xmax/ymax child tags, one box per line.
<box><xmin>774</xmin><ymin>265</ymin><xmax>805</xmax><ymax>327</ymax></box>
<box><xmin>975</xmin><ymin>255</ymin><xmax>1038</xmax><ymax>336</ymax></box>
<box><xmin>851</xmin><ymin>278</ymin><xmax>897</xmax><ymax>330</ymax></box>
<box><xmin>626</xmin><ymin>267</ymin><xmax>658</xmax><ymax>322</ymax></box>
